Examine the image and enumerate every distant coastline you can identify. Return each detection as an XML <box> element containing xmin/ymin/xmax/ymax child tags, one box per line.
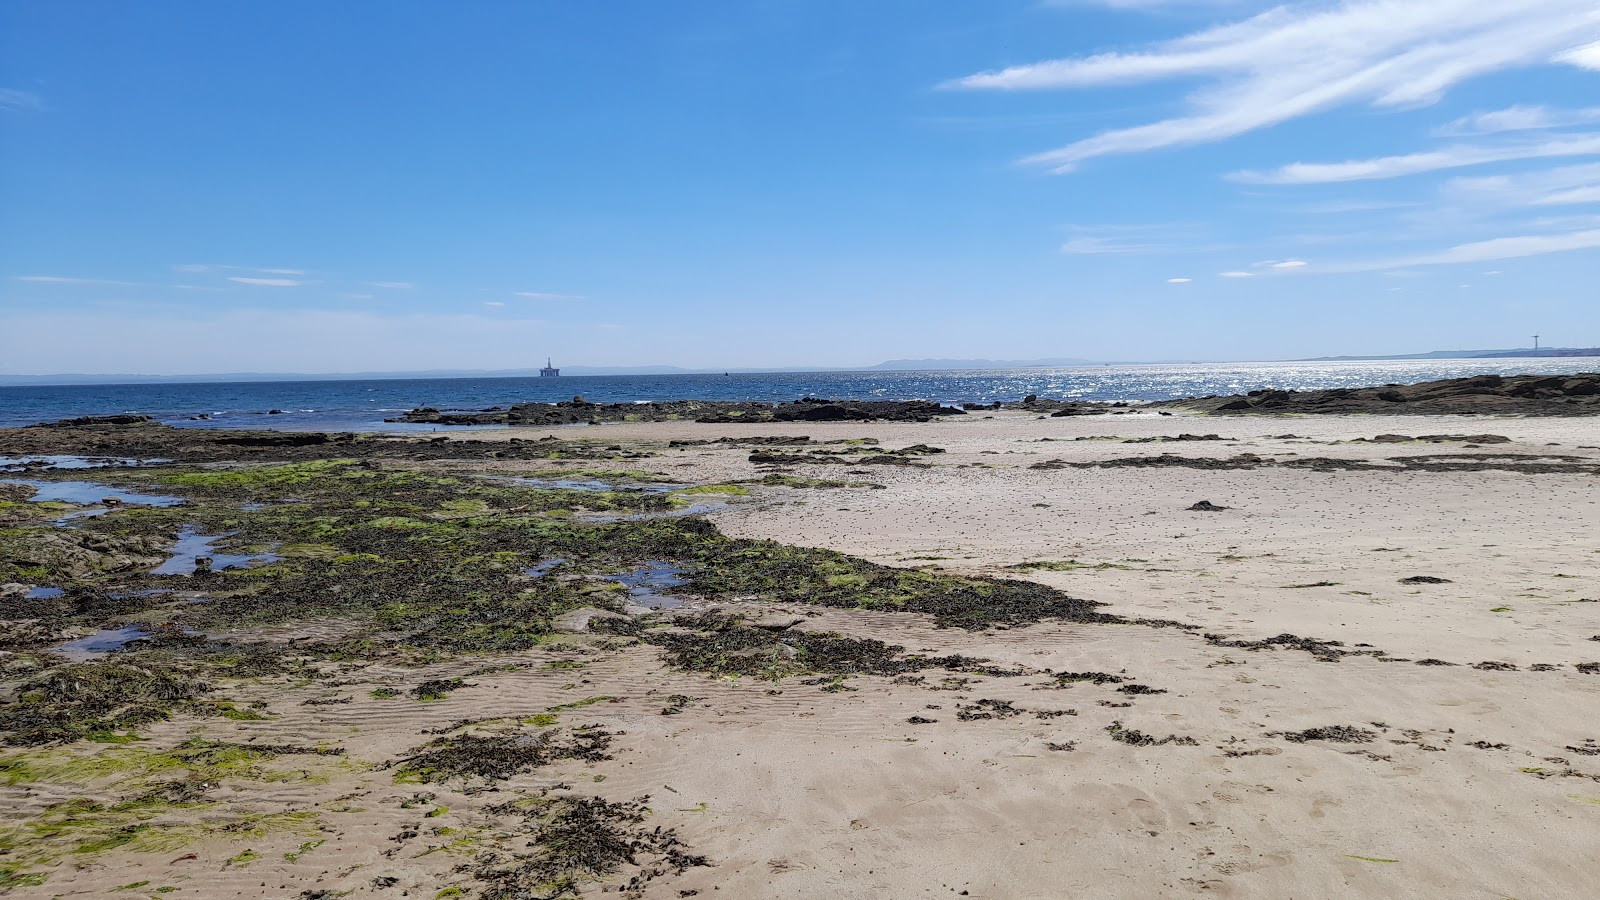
<box><xmin>0</xmin><ymin>350</ymin><xmax>1594</xmax><ymax>387</ymax></box>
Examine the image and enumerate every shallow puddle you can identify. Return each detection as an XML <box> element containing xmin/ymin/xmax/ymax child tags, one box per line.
<box><xmin>51</xmin><ymin>623</ymin><xmax>200</xmax><ymax>661</ymax></box>
<box><xmin>51</xmin><ymin>625</ymin><xmax>152</xmax><ymax>661</ymax></box>
<box><xmin>0</xmin><ymin>455</ymin><xmax>171</xmax><ymax>473</ymax></box>
<box><xmin>25</xmin><ymin>586</ymin><xmax>65</xmax><ymax>599</ymax></box>
<box><xmin>604</xmin><ymin>561</ymin><xmax>689</xmax><ymax>609</ymax></box>
<box><xmin>152</xmin><ymin>527</ymin><xmax>283</xmax><ymax>575</ymax></box>
<box><xmin>2</xmin><ymin>478</ymin><xmax>184</xmax><ymax>511</ymax></box>
<box><xmin>525</xmin><ymin>558</ymin><xmax>568</xmax><ymax>578</ymax></box>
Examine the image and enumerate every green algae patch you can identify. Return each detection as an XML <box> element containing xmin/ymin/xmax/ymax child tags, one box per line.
<box><xmin>284</xmin><ymin>838</ymin><xmax>325</xmax><ymax>861</ymax></box>
<box><xmin>0</xmin><ymin>738</ymin><xmax>349</xmax><ymax>790</ymax></box>
<box><xmin>670</xmin><ymin>484</ymin><xmax>749</xmax><ymax>498</ymax></box>
<box><xmin>0</xmin><ymin>799</ymin><xmax>320</xmax><ymax>878</ymax></box>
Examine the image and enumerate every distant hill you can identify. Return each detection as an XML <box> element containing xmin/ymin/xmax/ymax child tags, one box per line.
<box><xmin>1306</xmin><ymin>348</ymin><xmax>1600</xmax><ymax>361</ymax></box>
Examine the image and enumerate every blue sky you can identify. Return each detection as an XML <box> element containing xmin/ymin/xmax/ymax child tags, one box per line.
<box><xmin>3</xmin><ymin>0</ymin><xmax>1599</xmax><ymax>374</ymax></box>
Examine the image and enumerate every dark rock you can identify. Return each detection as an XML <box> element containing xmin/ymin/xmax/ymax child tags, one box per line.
<box><xmin>35</xmin><ymin>414</ymin><xmax>153</xmax><ymax>428</ymax></box>
<box><xmin>1157</xmin><ymin>372</ymin><xmax>1600</xmax><ymax>416</ymax></box>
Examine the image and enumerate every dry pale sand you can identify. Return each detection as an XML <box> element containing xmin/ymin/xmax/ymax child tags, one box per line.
<box><xmin>13</xmin><ymin>410</ymin><xmax>1600</xmax><ymax>899</ymax></box>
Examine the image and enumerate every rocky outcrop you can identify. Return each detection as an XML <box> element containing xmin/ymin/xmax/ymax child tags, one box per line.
<box><xmin>35</xmin><ymin>414</ymin><xmax>154</xmax><ymax>428</ymax></box>
<box><xmin>1157</xmin><ymin>373</ymin><xmax>1600</xmax><ymax>416</ymax></box>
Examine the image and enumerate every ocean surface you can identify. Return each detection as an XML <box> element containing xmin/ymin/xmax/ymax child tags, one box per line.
<box><xmin>1</xmin><ymin>359</ymin><xmax>1595</xmax><ymax>432</ymax></box>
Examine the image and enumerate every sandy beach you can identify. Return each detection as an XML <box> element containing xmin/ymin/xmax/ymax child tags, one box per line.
<box><xmin>2</xmin><ymin>408</ymin><xmax>1598</xmax><ymax>898</ymax></box>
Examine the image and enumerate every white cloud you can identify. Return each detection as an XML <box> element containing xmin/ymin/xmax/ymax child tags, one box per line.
<box><xmin>14</xmin><ymin>275</ymin><xmax>132</xmax><ymax>286</ymax></box>
<box><xmin>1047</xmin><ymin>0</ymin><xmax>1259</xmax><ymax>8</ymax></box>
<box><xmin>513</xmin><ymin>291</ymin><xmax>587</xmax><ymax>301</ymax></box>
<box><xmin>1056</xmin><ymin>224</ymin><xmax>1205</xmax><ymax>255</ymax></box>
<box><xmin>1232</xmin><ymin>132</ymin><xmax>1600</xmax><ymax>184</ymax></box>
<box><xmin>484</xmin><ymin>301</ymin><xmax>506</xmax><ymax>307</ymax></box>
<box><xmin>949</xmin><ymin>0</ymin><xmax>1600</xmax><ymax>171</ymax></box>
<box><xmin>1326</xmin><ymin>227</ymin><xmax>1600</xmax><ymax>272</ymax></box>
<box><xmin>1167</xmin><ymin>277</ymin><xmax>1193</xmax><ymax>283</ymax></box>
<box><xmin>1218</xmin><ymin>270</ymin><xmax>1253</xmax><ymax>277</ymax></box>
<box><xmin>369</xmin><ymin>281</ymin><xmax>415</xmax><ymax>290</ymax></box>
<box><xmin>0</xmin><ymin>89</ymin><xmax>42</xmax><ymax>111</ymax></box>
<box><xmin>1561</xmin><ymin>39</ymin><xmax>1600</xmax><ymax>69</ymax></box>
<box><xmin>1443</xmin><ymin>161</ymin><xmax>1600</xmax><ymax>207</ymax></box>
<box><xmin>1435</xmin><ymin>104</ymin><xmax>1600</xmax><ymax>136</ymax></box>
<box><xmin>228</xmin><ymin>277</ymin><xmax>301</xmax><ymax>287</ymax></box>
<box><xmin>1270</xmin><ymin>259</ymin><xmax>1307</xmax><ymax>268</ymax></box>
<box><xmin>339</xmin><ymin>293</ymin><xmax>376</xmax><ymax>301</ymax></box>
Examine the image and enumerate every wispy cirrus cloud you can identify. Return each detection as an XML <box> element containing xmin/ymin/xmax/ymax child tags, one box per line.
<box><xmin>14</xmin><ymin>275</ymin><xmax>134</xmax><ymax>286</ymax></box>
<box><xmin>1434</xmin><ymin>104</ymin><xmax>1600</xmax><ymax>136</ymax></box>
<box><xmin>1443</xmin><ymin>162</ymin><xmax>1600</xmax><ymax>207</ymax></box>
<box><xmin>1312</xmin><ymin>227</ymin><xmax>1600</xmax><ymax>273</ymax></box>
<box><xmin>368</xmin><ymin>281</ymin><xmax>415</xmax><ymax>290</ymax></box>
<box><xmin>513</xmin><ymin>291</ymin><xmax>587</xmax><ymax>301</ymax></box>
<box><xmin>1231</xmin><ymin>133</ymin><xmax>1600</xmax><ymax>184</ymax></box>
<box><xmin>949</xmin><ymin>0</ymin><xmax>1600</xmax><ymax>172</ymax></box>
<box><xmin>1057</xmin><ymin>224</ymin><xmax>1201</xmax><ymax>255</ymax></box>
<box><xmin>228</xmin><ymin>276</ymin><xmax>301</xmax><ymax>287</ymax></box>
<box><xmin>0</xmin><ymin>89</ymin><xmax>42</xmax><ymax>111</ymax></box>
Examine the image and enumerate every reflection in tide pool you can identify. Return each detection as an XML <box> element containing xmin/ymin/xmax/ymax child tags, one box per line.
<box><xmin>52</xmin><ymin>625</ymin><xmax>151</xmax><ymax>661</ymax></box>
<box><xmin>153</xmin><ymin>527</ymin><xmax>282</xmax><ymax>575</ymax></box>
<box><xmin>525</xmin><ymin>558</ymin><xmax>567</xmax><ymax>578</ymax></box>
<box><xmin>604</xmin><ymin>561</ymin><xmax>688</xmax><ymax>609</ymax></box>
<box><xmin>0</xmin><ymin>455</ymin><xmax>170</xmax><ymax>472</ymax></box>
<box><xmin>51</xmin><ymin>624</ymin><xmax>201</xmax><ymax>661</ymax></box>
<box><xmin>1</xmin><ymin>478</ymin><xmax>183</xmax><ymax>508</ymax></box>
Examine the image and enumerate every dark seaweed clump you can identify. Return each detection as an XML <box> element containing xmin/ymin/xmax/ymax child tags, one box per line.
<box><xmin>955</xmin><ymin>699</ymin><xmax>1024</xmax><ymax>721</ymax></box>
<box><xmin>1049</xmin><ymin>671</ymin><xmax>1125</xmax><ymax>686</ymax></box>
<box><xmin>1203</xmin><ymin>632</ymin><xmax>1358</xmax><ymax>663</ymax></box>
<box><xmin>394</xmin><ymin>728</ymin><xmax>614</xmax><ymax>786</ymax></box>
<box><xmin>1269</xmin><ymin>725</ymin><xmax>1378</xmax><ymax>744</ymax></box>
<box><xmin>0</xmin><ymin>660</ymin><xmax>212</xmax><ymax>746</ymax></box>
<box><xmin>410</xmin><ymin>678</ymin><xmax>471</xmax><ymax>701</ymax></box>
<box><xmin>473</xmin><ymin>794</ymin><xmax>709</xmax><ymax>899</ymax></box>
<box><xmin>648</xmin><ymin>617</ymin><xmax>1015</xmax><ymax>680</ymax></box>
<box><xmin>1105</xmin><ymin>721</ymin><xmax>1198</xmax><ymax>746</ymax></box>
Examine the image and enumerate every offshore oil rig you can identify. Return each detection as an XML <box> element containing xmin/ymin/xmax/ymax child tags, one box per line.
<box><xmin>539</xmin><ymin>358</ymin><xmax>559</xmax><ymax>377</ymax></box>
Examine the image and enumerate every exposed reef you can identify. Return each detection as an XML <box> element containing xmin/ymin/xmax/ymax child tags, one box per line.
<box><xmin>390</xmin><ymin>397</ymin><xmax>967</xmax><ymax>426</ymax></box>
<box><xmin>1157</xmin><ymin>372</ymin><xmax>1600</xmax><ymax>416</ymax></box>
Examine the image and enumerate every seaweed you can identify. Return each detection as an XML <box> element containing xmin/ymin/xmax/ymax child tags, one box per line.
<box><xmin>1269</xmin><ymin>726</ymin><xmax>1378</xmax><ymax>744</ymax></box>
<box><xmin>0</xmin><ymin>660</ymin><xmax>212</xmax><ymax>746</ymax></box>
<box><xmin>1104</xmin><ymin>721</ymin><xmax>1198</xmax><ymax>746</ymax></box>
<box><xmin>471</xmin><ymin>794</ymin><xmax>709</xmax><ymax>898</ymax></box>
<box><xmin>393</xmin><ymin>729</ymin><xmax>614</xmax><ymax>786</ymax></box>
<box><xmin>648</xmin><ymin>619</ymin><xmax>1007</xmax><ymax>681</ymax></box>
